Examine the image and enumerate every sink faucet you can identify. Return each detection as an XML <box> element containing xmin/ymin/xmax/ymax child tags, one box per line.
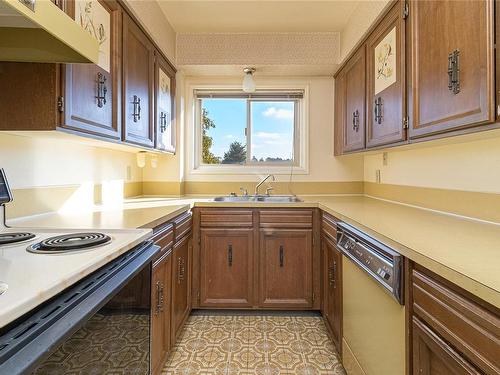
<box><xmin>255</xmin><ymin>174</ymin><xmax>275</xmax><ymax>195</ymax></box>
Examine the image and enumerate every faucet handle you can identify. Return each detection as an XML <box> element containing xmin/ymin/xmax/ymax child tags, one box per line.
<box><xmin>240</xmin><ymin>187</ymin><xmax>248</xmax><ymax>196</ymax></box>
<box><xmin>265</xmin><ymin>187</ymin><xmax>274</xmax><ymax>196</ymax></box>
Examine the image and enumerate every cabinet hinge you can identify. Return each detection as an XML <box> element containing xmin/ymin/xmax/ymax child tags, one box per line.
<box><xmin>403</xmin><ymin>116</ymin><xmax>409</xmax><ymax>130</ymax></box>
<box><xmin>403</xmin><ymin>1</ymin><xmax>409</xmax><ymax>19</ymax></box>
<box><xmin>57</xmin><ymin>96</ymin><xmax>64</xmax><ymax>113</ymax></box>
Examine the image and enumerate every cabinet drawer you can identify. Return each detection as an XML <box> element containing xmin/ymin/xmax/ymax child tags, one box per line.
<box><xmin>321</xmin><ymin>212</ymin><xmax>337</xmax><ymax>241</ymax></box>
<box><xmin>200</xmin><ymin>209</ymin><xmax>253</xmax><ymax>228</ymax></box>
<box><xmin>174</xmin><ymin>212</ymin><xmax>192</xmax><ymax>242</ymax></box>
<box><xmin>151</xmin><ymin>223</ymin><xmax>174</xmax><ymax>262</ymax></box>
<box><xmin>259</xmin><ymin>209</ymin><xmax>313</xmax><ymax>228</ymax></box>
<box><xmin>412</xmin><ymin>267</ymin><xmax>500</xmax><ymax>375</ymax></box>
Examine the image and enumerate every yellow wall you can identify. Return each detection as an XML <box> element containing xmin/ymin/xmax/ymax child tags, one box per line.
<box><xmin>364</xmin><ymin>136</ymin><xmax>500</xmax><ymax>194</ymax></box>
<box><xmin>340</xmin><ymin>0</ymin><xmax>390</xmax><ymax>61</ymax></box>
<box><xmin>0</xmin><ymin>133</ymin><xmax>143</xmax><ymax>217</ymax></box>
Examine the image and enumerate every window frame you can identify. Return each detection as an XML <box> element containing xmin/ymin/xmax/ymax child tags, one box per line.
<box><xmin>193</xmin><ymin>89</ymin><xmax>307</xmax><ymax>173</ymax></box>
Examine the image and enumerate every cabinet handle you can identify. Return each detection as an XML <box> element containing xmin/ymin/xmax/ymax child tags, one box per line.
<box><xmin>95</xmin><ymin>72</ymin><xmax>107</xmax><ymax>108</ymax></box>
<box><xmin>352</xmin><ymin>109</ymin><xmax>360</xmax><ymax>132</ymax></box>
<box><xmin>177</xmin><ymin>257</ymin><xmax>185</xmax><ymax>283</ymax></box>
<box><xmin>228</xmin><ymin>244</ymin><xmax>233</xmax><ymax>266</ymax></box>
<box><xmin>279</xmin><ymin>245</ymin><xmax>284</xmax><ymax>267</ymax></box>
<box><xmin>333</xmin><ymin>260</ymin><xmax>337</xmax><ymax>289</ymax></box>
<box><xmin>447</xmin><ymin>49</ymin><xmax>460</xmax><ymax>95</ymax></box>
<box><xmin>374</xmin><ymin>97</ymin><xmax>383</xmax><ymax>124</ymax></box>
<box><xmin>155</xmin><ymin>281</ymin><xmax>162</xmax><ymax>315</ymax></box>
<box><xmin>160</xmin><ymin>112</ymin><xmax>167</xmax><ymax>132</ymax></box>
<box><xmin>132</xmin><ymin>95</ymin><xmax>141</xmax><ymax>122</ymax></box>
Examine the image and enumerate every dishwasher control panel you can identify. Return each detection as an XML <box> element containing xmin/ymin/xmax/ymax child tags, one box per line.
<box><xmin>337</xmin><ymin>222</ymin><xmax>404</xmax><ymax>304</ymax></box>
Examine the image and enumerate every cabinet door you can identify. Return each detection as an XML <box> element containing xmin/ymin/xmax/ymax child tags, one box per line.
<box><xmin>62</xmin><ymin>0</ymin><xmax>121</xmax><ymax>140</ymax></box>
<box><xmin>259</xmin><ymin>229</ymin><xmax>313</xmax><ymax>308</ymax></box>
<box><xmin>408</xmin><ymin>0</ymin><xmax>494</xmax><ymax>138</ymax></box>
<box><xmin>366</xmin><ymin>1</ymin><xmax>406</xmax><ymax>147</ymax></box>
<box><xmin>200</xmin><ymin>228</ymin><xmax>254</xmax><ymax>307</ymax></box>
<box><xmin>412</xmin><ymin>317</ymin><xmax>481</xmax><ymax>375</ymax></box>
<box><xmin>123</xmin><ymin>13</ymin><xmax>154</xmax><ymax>147</ymax></box>
<box><xmin>334</xmin><ymin>72</ymin><xmax>345</xmax><ymax>156</ymax></box>
<box><xmin>171</xmin><ymin>235</ymin><xmax>190</xmax><ymax>344</ymax></box>
<box><xmin>151</xmin><ymin>262</ymin><xmax>170</xmax><ymax>374</ymax></box>
<box><xmin>343</xmin><ymin>47</ymin><xmax>366</xmax><ymax>152</ymax></box>
<box><xmin>322</xmin><ymin>236</ymin><xmax>342</xmax><ymax>351</ymax></box>
<box><xmin>154</xmin><ymin>52</ymin><xmax>176</xmax><ymax>153</ymax></box>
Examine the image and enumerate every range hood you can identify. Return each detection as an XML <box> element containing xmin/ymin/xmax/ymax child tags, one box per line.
<box><xmin>0</xmin><ymin>0</ymin><xmax>98</xmax><ymax>63</ymax></box>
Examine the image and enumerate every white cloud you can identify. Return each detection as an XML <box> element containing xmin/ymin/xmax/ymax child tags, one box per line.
<box><xmin>223</xmin><ymin>134</ymin><xmax>235</xmax><ymax>139</ymax></box>
<box><xmin>262</xmin><ymin>107</ymin><xmax>294</xmax><ymax>120</ymax></box>
<box><xmin>254</xmin><ymin>132</ymin><xmax>280</xmax><ymax>140</ymax></box>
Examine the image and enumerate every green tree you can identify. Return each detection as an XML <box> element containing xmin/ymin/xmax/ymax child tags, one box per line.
<box><xmin>202</xmin><ymin>108</ymin><xmax>220</xmax><ymax>164</ymax></box>
<box><xmin>222</xmin><ymin>141</ymin><xmax>246</xmax><ymax>164</ymax></box>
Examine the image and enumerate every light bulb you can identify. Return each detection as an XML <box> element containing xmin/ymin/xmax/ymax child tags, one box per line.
<box><xmin>242</xmin><ymin>68</ymin><xmax>256</xmax><ymax>93</ymax></box>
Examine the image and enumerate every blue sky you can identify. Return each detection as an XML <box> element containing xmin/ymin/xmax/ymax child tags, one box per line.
<box><xmin>202</xmin><ymin>99</ymin><xmax>294</xmax><ymax>161</ymax></box>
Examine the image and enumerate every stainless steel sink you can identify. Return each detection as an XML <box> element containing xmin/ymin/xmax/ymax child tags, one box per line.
<box><xmin>213</xmin><ymin>195</ymin><xmax>302</xmax><ymax>203</ymax></box>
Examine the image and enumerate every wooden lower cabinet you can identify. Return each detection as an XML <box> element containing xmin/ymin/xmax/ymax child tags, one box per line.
<box><xmin>200</xmin><ymin>228</ymin><xmax>253</xmax><ymax>307</ymax></box>
<box><xmin>259</xmin><ymin>229</ymin><xmax>313</xmax><ymax>308</ymax></box>
<box><xmin>408</xmin><ymin>264</ymin><xmax>500</xmax><ymax>375</ymax></box>
<box><xmin>321</xmin><ymin>235</ymin><xmax>342</xmax><ymax>351</ymax></box>
<box><xmin>171</xmin><ymin>234</ymin><xmax>191</xmax><ymax>344</ymax></box>
<box><xmin>412</xmin><ymin>317</ymin><xmax>480</xmax><ymax>375</ymax></box>
<box><xmin>151</xmin><ymin>252</ymin><xmax>172</xmax><ymax>375</ymax></box>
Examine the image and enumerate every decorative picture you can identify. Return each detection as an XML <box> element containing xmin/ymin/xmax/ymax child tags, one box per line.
<box><xmin>374</xmin><ymin>26</ymin><xmax>396</xmax><ymax>95</ymax></box>
<box><xmin>75</xmin><ymin>0</ymin><xmax>111</xmax><ymax>72</ymax></box>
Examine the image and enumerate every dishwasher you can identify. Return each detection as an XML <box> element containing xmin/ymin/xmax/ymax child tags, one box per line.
<box><xmin>337</xmin><ymin>222</ymin><xmax>405</xmax><ymax>375</ymax></box>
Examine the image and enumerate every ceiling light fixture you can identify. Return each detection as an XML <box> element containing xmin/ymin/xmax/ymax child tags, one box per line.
<box><xmin>242</xmin><ymin>67</ymin><xmax>256</xmax><ymax>93</ymax></box>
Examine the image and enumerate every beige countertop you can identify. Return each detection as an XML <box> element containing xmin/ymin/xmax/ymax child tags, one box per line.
<box><xmin>9</xmin><ymin>195</ymin><xmax>500</xmax><ymax>308</ymax></box>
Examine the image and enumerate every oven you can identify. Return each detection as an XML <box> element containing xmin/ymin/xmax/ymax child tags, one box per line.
<box><xmin>337</xmin><ymin>222</ymin><xmax>406</xmax><ymax>375</ymax></box>
<box><xmin>0</xmin><ymin>240</ymin><xmax>159</xmax><ymax>375</ymax></box>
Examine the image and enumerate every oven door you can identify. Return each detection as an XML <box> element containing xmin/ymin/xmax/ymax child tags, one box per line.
<box><xmin>0</xmin><ymin>241</ymin><xmax>159</xmax><ymax>375</ymax></box>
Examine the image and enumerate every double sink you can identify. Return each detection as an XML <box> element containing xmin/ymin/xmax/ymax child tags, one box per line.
<box><xmin>213</xmin><ymin>195</ymin><xmax>302</xmax><ymax>203</ymax></box>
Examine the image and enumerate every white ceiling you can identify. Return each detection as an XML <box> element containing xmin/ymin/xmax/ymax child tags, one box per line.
<box><xmin>157</xmin><ymin>0</ymin><xmax>360</xmax><ymax>33</ymax></box>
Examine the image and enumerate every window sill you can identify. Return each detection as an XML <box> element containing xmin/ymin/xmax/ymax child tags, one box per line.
<box><xmin>190</xmin><ymin>164</ymin><xmax>309</xmax><ymax>175</ymax></box>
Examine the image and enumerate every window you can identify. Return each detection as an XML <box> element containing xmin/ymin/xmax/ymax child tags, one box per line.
<box><xmin>195</xmin><ymin>91</ymin><xmax>303</xmax><ymax>166</ymax></box>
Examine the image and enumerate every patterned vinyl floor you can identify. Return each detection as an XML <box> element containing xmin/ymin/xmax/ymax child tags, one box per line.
<box><xmin>162</xmin><ymin>312</ymin><xmax>346</xmax><ymax>375</ymax></box>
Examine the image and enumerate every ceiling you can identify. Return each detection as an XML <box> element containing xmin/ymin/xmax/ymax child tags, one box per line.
<box><xmin>157</xmin><ymin>1</ymin><xmax>360</xmax><ymax>33</ymax></box>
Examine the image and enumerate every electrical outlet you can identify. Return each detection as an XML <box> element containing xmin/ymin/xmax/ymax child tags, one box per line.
<box><xmin>382</xmin><ymin>152</ymin><xmax>388</xmax><ymax>166</ymax></box>
<box><xmin>375</xmin><ymin>169</ymin><xmax>381</xmax><ymax>184</ymax></box>
<box><xmin>126</xmin><ymin>165</ymin><xmax>132</xmax><ymax>181</ymax></box>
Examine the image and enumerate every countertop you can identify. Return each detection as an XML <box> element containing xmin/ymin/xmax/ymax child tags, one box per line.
<box><xmin>9</xmin><ymin>195</ymin><xmax>500</xmax><ymax>309</ymax></box>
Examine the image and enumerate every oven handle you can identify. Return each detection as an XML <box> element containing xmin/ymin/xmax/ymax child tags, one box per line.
<box><xmin>0</xmin><ymin>241</ymin><xmax>159</xmax><ymax>375</ymax></box>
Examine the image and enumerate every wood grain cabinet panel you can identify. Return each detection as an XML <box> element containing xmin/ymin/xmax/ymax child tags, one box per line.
<box><xmin>366</xmin><ymin>1</ymin><xmax>406</xmax><ymax>148</ymax></box>
<box><xmin>151</xmin><ymin>253</ymin><xmax>172</xmax><ymax>375</ymax></box>
<box><xmin>343</xmin><ymin>46</ymin><xmax>366</xmax><ymax>152</ymax></box>
<box><xmin>259</xmin><ymin>229</ymin><xmax>313</xmax><ymax>308</ymax></box>
<box><xmin>334</xmin><ymin>71</ymin><xmax>346</xmax><ymax>156</ymax></box>
<box><xmin>171</xmin><ymin>234</ymin><xmax>191</xmax><ymax>345</ymax></box>
<box><xmin>321</xmin><ymin>235</ymin><xmax>342</xmax><ymax>352</ymax></box>
<box><xmin>408</xmin><ymin>0</ymin><xmax>495</xmax><ymax>138</ymax></box>
<box><xmin>200</xmin><ymin>228</ymin><xmax>254</xmax><ymax>307</ymax></box>
<box><xmin>154</xmin><ymin>51</ymin><xmax>176</xmax><ymax>152</ymax></box>
<box><xmin>122</xmin><ymin>12</ymin><xmax>154</xmax><ymax>147</ymax></box>
<box><xmin>62</xmin><ymin>0</ymin><xmax>122</xmax><ymax>140</ymax></box>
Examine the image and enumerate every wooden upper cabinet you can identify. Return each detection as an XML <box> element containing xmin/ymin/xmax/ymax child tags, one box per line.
<box><xmin>343</xmin><ymin>46</ymin><xmax>366</xmax><ymax>152</ymax></box>
<box><xmin>123</xmin><ymin>13</ymin><xmax>154</xmax><ymax>147</ymax></box>
<box><xmin>200</xmin><ymin>228</ymin><xmax>254</xmax><ymax>307</ymax></box>
<box><xmin>334</xmin><ymin>71</ymin><xmax>345</xmax><ymax>156</ymax></box>
<box><xmin>259</xmin><ymin>229</ymin><xmax>313</xmax><ymax>308</ymax></box>
<box><xmin>62</xmin><ymin>0</ymin><xmax>122</xmax><ymax>140</ymax></box>
<box><xmin>366</xmin><ymin>1</ymin><xmax>406</xmax><ymax>148</ymax></box>
<box><xmin>408</xmin><ymin>0</ymin><xmax>495</xmax><ymax>138</ymax></box>
<box><xmin>154</xmin><ymin>52</ymin><xmax>176</xmax><ymax>153</ymax></box>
